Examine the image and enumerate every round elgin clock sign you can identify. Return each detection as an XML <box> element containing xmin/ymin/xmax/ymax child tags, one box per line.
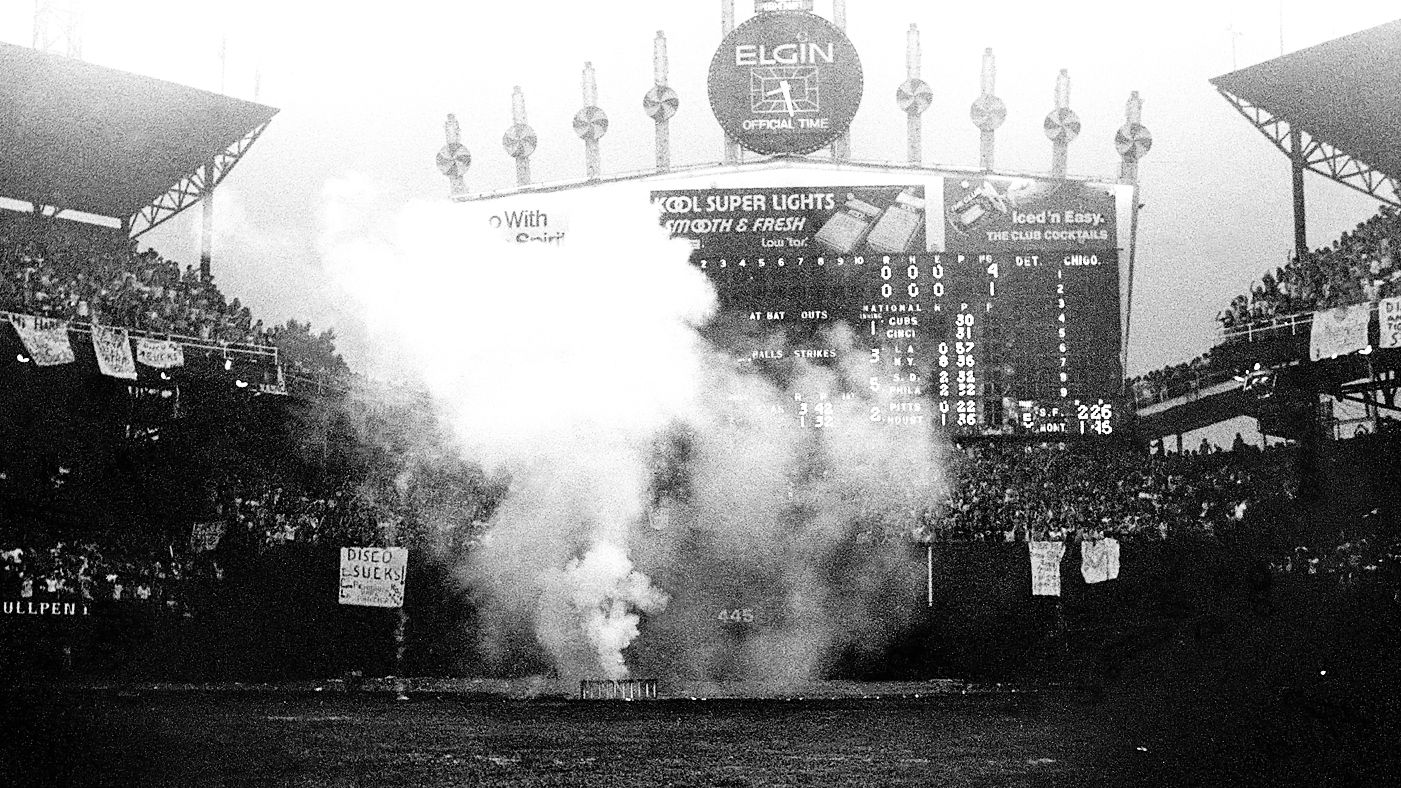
<box><xmin>708</xmin><ymin>11</ymin><xmax>864</xmax><ymax>156</ymax></box>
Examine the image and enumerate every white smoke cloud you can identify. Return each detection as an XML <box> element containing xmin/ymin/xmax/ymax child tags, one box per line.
<box><xmin>538</xmin><ymin>542</ymin><xmax>669</xmax><ymax>680</ymax></box>
<box><xmin>632</xmin><ymin>328</ymin><xmax>948</xmax><ymax>684</ymax></box>
<box><xmin>322</xmin><ymin>177</ymin><xmax>949</xmax><ymax>686</ymax></box>
<box><xmin>321</xmin><ymin>179</ymin><xmax>711</xmax><ymax>681</ymax></box>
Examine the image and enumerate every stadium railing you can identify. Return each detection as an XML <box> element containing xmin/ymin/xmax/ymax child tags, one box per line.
<box><xmin>1217</xmin><ymin>300</ymin><xmax>1391</xmax><ymax>345</ymax></box>
<box><xmin>1</xmin><ymin>309</ymin><xmax>279</xmax><ymax>364</ymax></box>
<box><xmin>1131</xmin><ymin>367</ymin><xmax>1238</xmax><ymax>408</ymax></box>
<box><xmin>1217</xmin><ymin>310</ymin><xmax>1315</xmax><ymax>344</ymax></box>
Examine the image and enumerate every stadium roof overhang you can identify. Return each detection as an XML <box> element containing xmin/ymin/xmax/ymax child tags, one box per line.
<box><xmin>0</xmin><ymin>41</ymin><xmax>278</xmax><ymax>235</ymax></box>
<box><xmin>1210</xmin><ymin>19</ymin><xmax>1401</xmax><ymax>206</ymax></box>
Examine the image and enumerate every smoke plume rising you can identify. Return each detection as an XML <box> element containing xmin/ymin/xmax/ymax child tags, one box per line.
<box><xmin>322</xmin><ymin>178</ymin><xmax>947</xmax><ymax>683</ymax></box>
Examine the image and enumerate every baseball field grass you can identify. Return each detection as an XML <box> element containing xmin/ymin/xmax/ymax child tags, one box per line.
<box><xmin>4</xmin><ymin>686</ymin><xmax>1181</xmax><ymax>787</ymax></box>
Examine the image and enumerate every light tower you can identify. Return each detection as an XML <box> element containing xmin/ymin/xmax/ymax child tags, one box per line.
<box><xmin>829</xmin><ymin>0</ymin><xmax>851</xmax><ymax>161</ymax></box>
<box><xmin>1044</xmin><ymin>69</ymin><xmax>1080</xmax><ymax>179</ymax></box>
<box><xmin>643</xmin><ymin>31</ymin><xmax>681</xmax><ymax>172</ymax></box>
<box><xmin>436</xmin><ymin>114</ymin><xmax>472</xmax><ymax>196</ymax></box>
<box><xmin>1115</xmin><ymin>91</ymin><xmax>1153</xmax><ymax>185</ymax></box>
<box><xmin>502</xmin><ymin>86</ymin><xmax>538</xmax><ymax>186</ymax></box>
<box><xmin>896</xmin><ymin>24</ymin><xmax>933</xmax><ymax>165</ymax></box>
<box><xmin>1116</xmin><ymin>91</ymin><xmax>1152</xmax><ymax>389</ymax></box>
<box><xmin>970</xmin><ymin>49</ymin><xmax>1006</xmax><ymax>171</ymax></box>
<box><xmin>720</xmin><ymin>0</ymin><xmax>740</xmax><ymax>165</ymax></box>
<box><xmin>573</xmin><ymin>62</ymin><xmax>609</xmax><ymax>180</ymax></box>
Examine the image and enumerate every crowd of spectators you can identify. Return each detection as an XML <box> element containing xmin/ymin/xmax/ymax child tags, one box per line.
<box><xmin>1</xmin><ymin>209</ymin><xmax>351</xmax><ymax>388</ymax></box>
<box><xmin>1128</xmin><ymin>204</ymin><xmax>1401</xmax><ymax>406</ymax></box>
<box><xmin>6</xmin><ymin>434</ymin><xmax>1399</xmax><ymax>617</ymax></box>
<box><xmin>1126</xmin><ymin>352</ymin><xmax>1221</xmax><ymax>406</ymax></box>
<box><xmin>912</xmin><ymin>430</ymin><xmax>1401</xmax><ymax>601</ymax></box>
<box><xmin>0</xmin><ymin>210</ymin><xmax>266</xmax><ymax>346</ymax></box>
<box><xmin>0</xmin><ymin>527</ymin><xmax>203</xmax><ymax>607</ymax></box>
<box><xmin>1218</xmin><ymin>204</ymin><xmax>1401</xmax><ymax>332</ymax></box>
<box><xmin>214</xmin><ymin>475</ymin><xmax>403</xmax><ymax>551</ymax></box>
<box><xmin>0</xmin><ymin>472</ymin><xmax>407</xmax><ymax>607</ymax></box>
<box><xmin>917</xmin><ymin>439</ymin><xmax>1291</xmax><ymax>544</ymax></box>
<box><xmin>1272</xmin><ymin>528</ymin><xmax>1401</xmax><ymax>593</ymax></box>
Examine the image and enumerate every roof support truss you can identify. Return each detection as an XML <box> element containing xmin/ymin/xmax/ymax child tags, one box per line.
<box><xmin>1216</xmin><ymin>88</ymin><xmax>1400</xmax><ymax>207</ymax></box>
<box><xmin>128</xmin><ymin>119</ymin><xmax>273</xmax><ymax>238</ymax></box>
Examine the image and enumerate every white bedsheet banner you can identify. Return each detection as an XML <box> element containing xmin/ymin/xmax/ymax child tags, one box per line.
<box><xmin>92</xmin><ymin>325</ymin><xmax>137</xmax><ymax>380</ymax></box>
<box><xmin>1309</xmin><ymin>303</ymin><xmax>1370</xmax><ymax>361</ymax></box>
<box><xmin>1029</xmin><ymin>541</ymin><xmax>1066</xmax><ymax>597</ymax></box>
<box><xmin>10</xmin><ymin>315</ymin><xmax>74</xmax><ymax>366</ymax></box>
<box><xmin>1081</xmin><ymin>538</ymin><xmax>1121</xmax><ymax>584</ymax></box>
<box><xmin>135</xmin><ymin>337</ymin><xmax>185</xmax><ymax>368</ymax></box>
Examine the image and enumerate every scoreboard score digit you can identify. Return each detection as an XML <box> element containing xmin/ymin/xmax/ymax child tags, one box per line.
<box><xmin>654</xmin><ymin>181</ymin><xmax>1123</xmax><ymax>438</ymax></box>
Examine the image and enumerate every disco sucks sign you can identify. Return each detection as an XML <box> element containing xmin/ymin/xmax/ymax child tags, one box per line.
<box><xmin>708</xmin><ymin>11</ymin><xmax>863</xmax><ymax>156</ymax></box>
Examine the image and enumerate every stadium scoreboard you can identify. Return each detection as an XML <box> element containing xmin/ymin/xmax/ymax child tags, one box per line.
<box><xmin>654</xmin><ymin>178</ymin><xmax>1124</xmax><ymax>437</ymax></box>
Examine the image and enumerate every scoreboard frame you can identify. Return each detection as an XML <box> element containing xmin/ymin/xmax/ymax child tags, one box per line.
<box><xmin>452</xmin><ymin>161</ymin><xmax>1135</xmax><ymax>439</ymax></box>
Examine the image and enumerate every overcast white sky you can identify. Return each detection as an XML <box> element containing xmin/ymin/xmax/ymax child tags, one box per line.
<box><xmin>2</xmin><ymin>1</ymin><xmax>1396</xmax><ymax>375</ymax></box>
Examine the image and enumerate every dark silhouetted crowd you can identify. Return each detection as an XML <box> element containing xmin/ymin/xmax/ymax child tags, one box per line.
<box><xmin>214</xmin><ymin>475</ymin><xmax>404</xmax><ymax>551</ymax></box>
<box><xmin>0</xmin><ymin>475</ymin><xmax>407</xmax><ymax>609</ymax></box>
<box><xmin>1273</xmin><ymin>529</ymin><xmax>1401</xmax><ymax>588</ymax></box>
<box><xmin>1</xmin><ymin>528</ymin><xmax>203</xmax><ymax>608</ymax></box>
<box><xmin>1218</xmin><ymin>204</ymin><xmax>1401</xmax><ymax>332</ymax></box>
<box><xmin>918</xmin><ymin>439</ymin><xmax>1285</xmax><ymax>544</ymax></box>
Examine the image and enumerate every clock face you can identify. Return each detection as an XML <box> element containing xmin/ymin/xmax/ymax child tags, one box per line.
<box><xmin>708</xmin><ymin>11</ymin><xmax>863</xmax><ymax>156</ymax></box>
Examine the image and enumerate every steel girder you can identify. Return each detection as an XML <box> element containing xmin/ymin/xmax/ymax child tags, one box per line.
<box><xmin>128</xmin><ymin>119</ymin><xmax>272</xmax><ymax>238</ymax></box>
<box><xmin>1216</xmin><ymin>87</ymin><xmax>1400</xmax><ymax>207</ymax></box>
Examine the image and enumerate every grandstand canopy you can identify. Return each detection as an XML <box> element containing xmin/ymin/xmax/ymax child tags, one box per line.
<box><xmin>1210</xmin><ymin>18</ymin><xmax>1401</xmax><ymax>186</ymax></box>
<box><xmin>0</xmin><ymin>41</ymin><xmax>278</xmax><ymax>222</ymax></box>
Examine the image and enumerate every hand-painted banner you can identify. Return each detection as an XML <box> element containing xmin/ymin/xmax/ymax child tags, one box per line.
<box><xmin>944</xmin><ymin>176</ymin><xmax>1117</xmax><ymax>252</ymax></box>
<box><xmin>1081</xmin><ymin>537</ymin><xmax>1120</xmax><ymax>584</ymax></box>
<box><xmin>1380</xmin><ymin>296</ymin><xmax>1401</xmax><ymax>350</ymax></box>
<box><xmin>92</xmin><ymin>325</ymin><xmax>137</xmax><ymax>379</ymax></box>
<box><xmin>1309</xmin><ymin>303</ymin><xmax>1370</xmax><ymax>361</ymax></box>
<box><xmin>1029</xmin><ymin>540</ymin><xmax>1066</xmax><ymax>597</ymax></box>
<box><xmin>136</xmin><ymin>337</ymin><xmax>184</xmax><ymax>368</ymax></box>
<box><xmin>9</xmin><ymin>314</ymin><xmax>74</xmax><ymax>366</ymax></box>
<box><xmin>339</xmin><ymin>547</ymin><xmax>408</xmax><ymax>608</ymax></box>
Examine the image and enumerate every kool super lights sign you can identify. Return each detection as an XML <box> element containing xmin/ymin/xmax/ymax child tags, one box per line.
<box><xmin>708</xmin><ymin>11</ymin><xmax>863</xmax><ymax>156</ymax></box>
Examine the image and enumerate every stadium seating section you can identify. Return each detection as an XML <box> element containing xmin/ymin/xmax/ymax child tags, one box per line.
<box><xmin>1130</xmin><ymin>204</ymin><xmax>1401</xmax><ymax>403</ymax></box>
<box><xmin>2</xmin><ymin>206</ymin><xmax>1399</xmax><ymax>682</ymax></box>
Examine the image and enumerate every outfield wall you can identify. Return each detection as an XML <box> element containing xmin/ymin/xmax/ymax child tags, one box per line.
<box><xmin>4</xmin><ymin>533</ymin><xmax>1384</xmax><ymax>684</ymax></box>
